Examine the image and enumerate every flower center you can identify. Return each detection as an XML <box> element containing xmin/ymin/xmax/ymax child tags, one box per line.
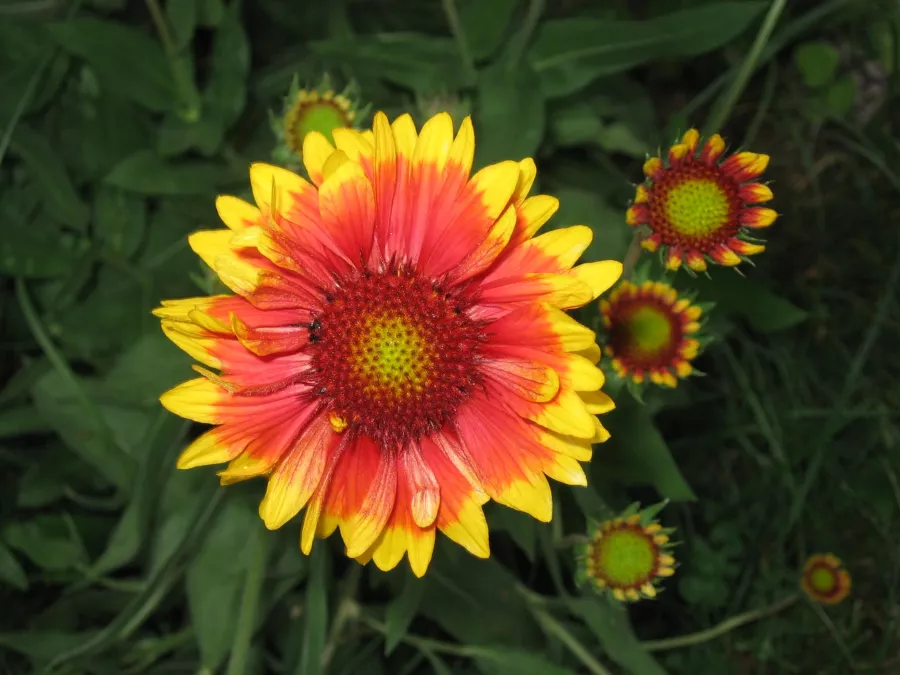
<box><xmin>593</xmin><ymin>526</ymin><xmax>658</xmax><ymax>588</ymax></box>
<box><xmin>308</xmin><ymin>269</ymin><xmax>485</xmax><ymax>448</ymax></box>
<box><xmin>624</xmin><ymin>306</ymin><xmax>673</xmax><ymax>354</ymax></box>
<box><xmin>649</xmin><ymin>162</ymin><xmax>741</xmax><ymax>247</ymax></box>
<box><xmin>809</xmin><ymin>567</ymin><xmax>837</xmax><ymax>593</ymax></box>
<box><xmin>286</xmin><ymin>99</ymin><xmax>350</xmax><ymax>149</ymax></box>
<box><xmin>608</xmin><ymin>298</ymin><xmax>681</xmax><ymax>369</ymax></box>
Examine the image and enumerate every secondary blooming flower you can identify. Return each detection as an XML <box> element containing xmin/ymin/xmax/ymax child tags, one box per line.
<box><xmin>156</xmin><ymin>111</ymin><xmax>623</xmax><ymax>577</ymax></box>
<box><xmin>600</xmin><ymin>279</ymin><xmax>705</xmax><ymax>388</ymax></box>
<box><xmin>626</xmin><ymin>129</ymin><xmax>777</xmax><ymax>272</ymax></box>
<box><xmin>271</xmin><ymin>75</ymin><xmax>369</xmax><ymax>166</ymax></box>
<box><xmin>577</xmin><ymin>512</ymin><xmax>676</xmax><ymax>602</ymax></box>
<box><xmin>801</xmin><ymin>553</ymin><xmax>851</xmax><ymax>605</ymax></box>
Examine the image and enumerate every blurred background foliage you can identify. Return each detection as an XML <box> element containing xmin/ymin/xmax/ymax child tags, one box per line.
<box><xmin>1</xmin><ymin>0</ymin><xmax>898</xmax><ymax>673</ymax></box>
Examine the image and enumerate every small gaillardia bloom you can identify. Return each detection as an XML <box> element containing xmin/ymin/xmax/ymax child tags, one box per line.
<box><xmin>626</xmin><ymin>129</ymin><xmax>777</xmax><ymax>272</ymax></box>
<box><xmin>600</xmin><ymin>278</ymin><xmax>707</xmax><ymax>389</ymax></box>
<box><xmin>271</xmin><ymin>75</ymin><xmax>369</xmax><ymax>166</ymax></box>
<box><xmin>801</xmin><ymin>553</ymin><xmax>851</xmax><ymax>605</ymax></box>
<box><xmin>155</xmin><ymin>111</ymin><xmax>623</xmax><ymax>576</ymax></box>
<box><xmin>577</xmin><ymin>511</ymin><xmax>676</xmax><ymax>602</ymax></box>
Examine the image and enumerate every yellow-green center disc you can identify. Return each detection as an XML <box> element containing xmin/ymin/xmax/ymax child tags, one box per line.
<box><xmin>625</xmin><ymin>306</ymin><xmax>673</xmax><ymax>354</ymax></box>
<box><xmin>594</xmin><ymin>528</ymin><xmax>657</xmax><ymax>587</ymax></box>
<box><xmin>809</xmin><ymin>567</ymin><xmax>836</xmax><ymax>593</ymax></box>
<box><xmin>665</xmin><ymin>179</ymin><xmax>731</xmax><ymax>237</ymax></box>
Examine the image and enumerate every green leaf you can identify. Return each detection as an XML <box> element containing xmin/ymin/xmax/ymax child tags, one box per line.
<box><xmin>2</xmin><ymin>516</ymin><xmax>86</xmax><ymax>572</ymax></box>
<box><xmin>310</xmin><ymin>35</ymin><xmax>473</xmax><ymax>92</ymax></box>
<box><xmin>0</xmin><ymin>218</ymin><xmax>84</xmax><ymax>279</ymax></box>
<box><xmin>459</xmin><ymin>0</ymin><xmax>520</xmax><ymax>61</ymax></box>
<box><xmin>489</xmin><ymin>506</ymin><xmax>537</xmax><ymax>561</ymax></box>
<box><xmin>603</xmin><ymin>398</ymin><xmax>696</xmax><ymax>501</ymax></box>
<box><xmin>385</xmin><ymin>576</ymin><xmax>426</xmax><ymax>655</ymax></box>
<box><xmin>475</xmin><ymin>60</ymin><xmax>545</xmax><ymax>167</ymax></box>
<box><xmin>31</xmin><ymin>371</ymin><xmax>138</xmax><ymax>491</ymax></box>
<box><xmin>103</xmin><ymin>333</ymin><xmax>193</xmax><ymax>403</ymax></box>
<box><xmin>166</xmin><ymin>0</ymin><xmax>199</xmax><ymax>51</ymax></box>
<box><xmin>683</xmin><ymin>271</ymin><xmax>807</xmax><ymax>333</ymax></box>
<box><xmin>10</xmin><ymin>125</ymin><xmax>90</xmax><ymax>232</ymax></box>
<box><xmin>205</xmin><ymin>2</ymin><xmax>250</xmax><ymax>127</ymax></box>
<box><xmin>422</xmin><ymin>545</ymin><xmax>541</xmax><ymax>647</ymax></box>
<box><xmin>569</xmin><ymin>597</ymin><xmax>669</xmax><ymax>675</ymax></box>
<box><xmin>793</xmin><ymin>41</ymin><xmax>839</xmax><ymax>89</ymax></box>
<box><xmin>105</xmin><ymin>150</ymin><xmax>233</xmax><ymax>195</ymax></box>
<box><xmin>474</xmin><ymin>647</ymin><xmax>578</xmax><ymax>675</ymax></box>
<box><xmin>0</xmin><ymin>542</ymin><xmax>28</xmax><ymax>591</ymax></box>
<box><xmin>198</xmin><ymin>0</ymin><xmax>225</xmax><ymax>27</ymax></box>
<box><xmin>298</xmin><ymin>545</ymin><xmax>329</xmax><ymax>675</ymax></box>
<box><xmin>94</xmin><ymin>187</ymin><xmax>147</xmax><ymax>258</ymax></box>
<box><xmin>187</xmin><ymin>493</ymin><xmax>258</xmax><ymax>671</ymax></box>
<box><xmin>550</xmin><ymin>188</ymin><xmax>630</xmax><ymax>263</ymax></box>
<box><xmin>528</xmin><ymin>2</ymin><xmax>767</xmax><ymax>97</ymax></box>
<box><xmin>16</xmin><ymin>462</ymin><xmax>67</xmax><ymax>508</ymax></box>
<box><xmin>0</xmin><ymin>631</ymin><xmax>98</xmax><ymax>667</ymax></box>
<box><xmin>47</xmin><ymin>19</ymin><xmax>175</xmax><ymax>112</ymax></box>
<box><xmin>550</xmin><ymin>103</ymin><xmax>647</xmax><ymax>158</ymax></box>
<box><xmin>0</xmin><ymin>404</ymin><xmax>51</xmax><ymax>438</ymax></box>
<box><xmin>824</xmin><ymin>75</ymin><xmax>856</xmax><ymax>118</ymax></box>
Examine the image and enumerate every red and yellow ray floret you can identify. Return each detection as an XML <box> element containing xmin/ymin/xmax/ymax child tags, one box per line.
<box><xmin>626</xmin><ymin>129</ymin><xmax>777</xmax><ymax>272</ymax></box>
<box><xmin>801</xmin><ymin>553</ymin><xmax>851</xmax><ymax>605</ymax></box>
<box><xmin>155</xmin><ymin>111</ymin><xmax>624</xmax><ymax>577</ymax></box>
<box><xmin>577</xmin><ymin>514</ymin><xmax>676</xmax><ymax>602</ymax></box>
<box><xmin>272</xmin><ymin>75</ymin><xmax>369</xmax><ymax>165</ymax></box>
<box><xmin>600</xmin><ymin>280</ymin><xmax>703</xmax><ymax>388</ymax></box>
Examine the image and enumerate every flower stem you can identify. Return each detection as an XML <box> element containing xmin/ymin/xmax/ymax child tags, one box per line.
<box><xmin>621</xmin><ymin>231</ymin><xmax>644</xmax><ymax>279</ymax></box>
<box><xmin>441</xmin><ymin>0</ymin><xmax>475</xmax><ymax>77</ymax></box>
<box><xmin>530</xmin><ymin>605</ymin><xmax>614</xmax><ymax>675</ymax></box>
<box><xmin>507</xmin><ymin>0</ymin><xmax>546</xmax><ymax>71</ymax></box>
<box><xmin>226</xmin><ymin>521</ymin><xmax>270</xmax><ymax>675</ymax></box>
<box><xmin>703</xmin><ymin>0</ymin><xmax>788</xmax><ymax>135</ymax></box>
<box><xmin>144</xmin><ymin>0</ymin><xmax>201</xmax><ymax>120</ymax></box>
<box><xmin>641</xmin><ymin>594</ymin><xmax>799</xmax><ymax>652</ymax></box>
<box><xmin>321</xmin><ymin>566</ymin><xmax>362</xmax><ymax>669</ymax></box>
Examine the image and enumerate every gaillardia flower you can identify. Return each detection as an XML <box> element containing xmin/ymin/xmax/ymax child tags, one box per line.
<box><xmin>801</xmin><ymin>553</ymin><xmax>851</xmax><ymax>605</ymax></box>
<box><xmin>156</xmin><ymin>112</ymin><xmax>623</xmax><ymax>577</ymax></box>
<box><xmin>577</xmin><ymin>513</ymin><xmax>676</xmax><ymax>601</ymax></box>
<box><xmin>600</xmin><ymin>280</ymin><xmax>705</xmax><ymax>388</ymax></box>
<box><xmin>272</xmin><ymin>75</ymin><xmax>369</xmax><ymax>166</ymax></box>
<box><xmin>626</xmin><ymin>129</ymin><xmax>777</xmax><ymax>272</ymax></box>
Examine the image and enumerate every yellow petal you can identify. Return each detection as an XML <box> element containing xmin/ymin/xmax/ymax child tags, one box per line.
<box><xmin>160</xmin><ymin>378</ymin><xmax>222</xmax><ymax>424</ymax></box>
<box><xmin>391</xmin><ymin>113</ymin><xmax>417</xmax><ymax>158</ymax></box>
<box><xmin>407</xmin><ymin>529</ymin><xmax>436</xmax><ymax>578</ymax></box>
<box><xmin>571</xmin><ymin>260</ymin><xmax>623</xmax><ymax>299</ymax></box>
<box><xmin>161</xmin><ymin>321</ymin><xmax>221</xmax><ymax>368</ymax></box>
<box><xmin>448</xmin><ymin>116</ymin><xmax>474</xmax><ymax>176</ymax></box>
<box><xmin>540</xmin><ymin>429</ymin><xmax>593</xmax><ymax>462</ymax></box>
<box><xmin>544</xmin><ymin>305</ymin><xmax>597</xmax><ymax>352</ymax></box>
<box><xmin>440</xmin><ymin>498</ymin><xmax>490</xmax><ymax>558</ymax></box>
<box><xmin>302</xmin><ymin>132</ymin><xmax>336</xmax><ymax>185</ymax></box>
<box><xmin>331</xmin><ymin>128</ymin><xmax>374</xmax><ymax>165</ymax></box>
<box><xmin>216</xmin><ymin>195</ymin><xmax>260</xmax><ymax>231</ymax></box>
<box><xmin>249</xmin><ymin>163</ymin><xmax>310</xmax><ymax>215</ymax></box>
<box><xmin>189</xmin><ymin>230</ymin><xmax>234</xmax><ymax>270</ymax></box>
<box><xmin>513</xmin><ymin>158</ymin><xmax>537</xmax><ymax>204</ymax></box>
<box><xmin>531</xmin><ymin>388</ymin><xmax>597</xmax><ymax>439</ymax></box>
<box><xmin>579</xmin><ymin>389</ymin><xmax>615</xmax><ymax>414</ymax></box>
<box><xmin>496</xmin><ymin>474</ymin><xmax>553</xmax><ymax>522</ymax></box>
<box><xmin>218</xmin><ymin>451</ymin><xmax>276</xmax><ymax>485</ymax></box>
<box><xmin>469</xmin><ymin>160</ymin><xmax>520</xmax><ymax>221</ymax></box>
<box><xmin>412</xmin><ymin>112</ymin><xmax>454</xmax><ymax>172</ymax></box>
<box><xmin>561</xmin><ymin>353</ymin><xmax>606</xmax><ymax>391</ymax></box>
<box><xmin>176</xmin><ymin>427</ymin><xmax>242</xmax><ymax>469</ymax></box>
<box><xmin>518</xmin><ymin>195</ymin><xmax>559</xmax><ymax>239</ymax></box>
<box><xmin>542</xmin><ymin>454</ymin><xmax>587</xmax><ymax>486</ymax></box>
<box><xmin>530</xmin><ymin>225</ymin><xmax>593</xmax><ymax>270</ymax></box>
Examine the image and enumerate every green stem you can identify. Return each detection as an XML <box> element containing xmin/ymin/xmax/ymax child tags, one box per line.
<box><xmin>144</xmin><ymin>0</ymin><xmax>201</xmax><ymax>120</ymax></box>
<box><xmin>360</xmin><ymin>613</ymin><xmax>478</xmax><ymax>657</ymax></box>
<box><xmin>507</xmin><ymin>0</ymin><xmax>546</xmax><ymax>71</ymax></box>
<box><xmin>703</xmin><ymin>0</ymin><xmax>788</xmax><ymax>134</ymax></box>
<box><xmin>15</xmin><ymin>279</ymin><xmax>131</xmax><ymax>491</ymax></box>
<box><xmin>530</xmin><ymin>605</ymin><xmax>614</xmax><ymax>675</ymax></box>
<box><xmin>621</xmin><ymin>230</ymin><xmax>644</xmax><ymax>279</ymax></box>
<box><xmin>641</xmin><ymin>594</ymin><xmax>799</xmax><ymax>652</ymax></box>
<box><xmin>441</xmin><ymin>0</ymin><xmax>475</xmax><ymax>76</ymax></box>
<box><xmin>321</xmin><ymin>566</ymin><xmax>362</xmax><ymax>669</ymax></box>
<box><xmin>227</xmin><ymin>522</ymin><xmax>271</xmax><ymax>675</ymax></box>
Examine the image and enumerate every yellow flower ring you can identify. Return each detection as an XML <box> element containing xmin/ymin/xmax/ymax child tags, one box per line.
<box><xmin>283</xmin><ymin>89</ymin><xmax>355</xmax><ymax>151</ymax></box>
<box><xmin>626</xmin><ymin>129</ymin><xmax>778</xmax><ymax>272</ymax></box>
<box><xmin>155</xmin><ymin>112</ymin><xmax>624</xmax><ymax>577</ymax></box>
<box><xmin>577</xmin><ymin>515</ymin><xmax>676</xmax><ymax>602</ymax></box>
<box><xmin>600</xmin><ymin>280</ymin><xmax>702</xmax><ymax>388</ymax></box>
<box><xmin>801</xmin><ymin>553</ymin><xmax>851</xmax><ymax>605</ymax></box>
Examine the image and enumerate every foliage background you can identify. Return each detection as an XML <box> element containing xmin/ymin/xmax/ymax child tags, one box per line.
<box><xmin>1</xmin><ymin>0</ymin><xmax>897</xmax><ymax>673</ymax></box>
